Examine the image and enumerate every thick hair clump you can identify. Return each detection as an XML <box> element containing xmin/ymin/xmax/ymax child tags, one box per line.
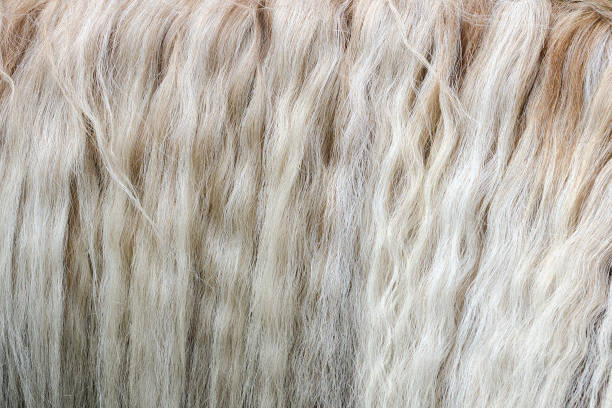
<box><xmin>0</xmin><ymin>0</ymin><xmax>610</xmax><ymax>407</ymax></box>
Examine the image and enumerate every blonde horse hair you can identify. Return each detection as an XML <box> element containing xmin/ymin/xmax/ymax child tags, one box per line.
<box><xmin>0</xmin><ymin>0</ymin><xmax>611</xmax><ymax>407</ymax></box>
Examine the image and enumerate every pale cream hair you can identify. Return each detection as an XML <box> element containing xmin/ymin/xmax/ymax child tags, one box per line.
<box><xmin>0</xmin><ymin>0</ymin><xmax>610</xmax><ymax>407</ymax></box>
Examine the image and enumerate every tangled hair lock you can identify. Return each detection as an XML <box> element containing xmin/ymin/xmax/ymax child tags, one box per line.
<box><xmin>0</xmin><ymin>0</ymin><xmax>611</xmax><ymax>407</ymax></box>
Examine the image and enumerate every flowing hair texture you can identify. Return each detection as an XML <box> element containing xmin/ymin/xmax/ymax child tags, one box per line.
<box><xmin>0</xmin><ymin>0</ymin><xmax>611</xmax><ymax>407</ymax></box>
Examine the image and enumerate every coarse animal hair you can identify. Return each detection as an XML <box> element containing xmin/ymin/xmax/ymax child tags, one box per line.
<box><xmin>0</xmin><ymin>0</ymin><xmax>611</xmax><ymax>407</ymax></box>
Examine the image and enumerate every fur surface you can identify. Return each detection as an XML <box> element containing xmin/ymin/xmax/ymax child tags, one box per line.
<box><xmin>0</xmin><ymin>0</ymin><xmax>611</xmax><ymax>406</ymax></box>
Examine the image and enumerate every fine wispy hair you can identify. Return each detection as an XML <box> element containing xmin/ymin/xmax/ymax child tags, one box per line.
<box><xmin>0</xmin><ymin>0</ymin><xmax>610</xmax><ymax>407</ymax></box>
